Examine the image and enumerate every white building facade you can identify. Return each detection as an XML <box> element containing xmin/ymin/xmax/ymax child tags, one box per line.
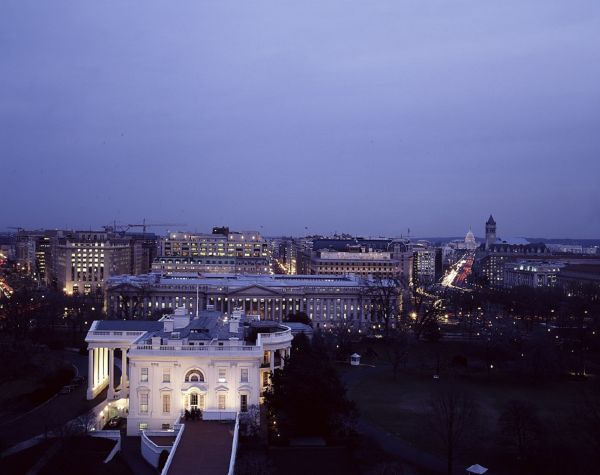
<box><xmin>105</xmin><ymin>273</ymin><xmax>385</xmax><ymax>329</ymax></box>
<box><xmin>85</xmin><ymin>307</ymin><xmax>293</xmax><ymax>436</ymax></box>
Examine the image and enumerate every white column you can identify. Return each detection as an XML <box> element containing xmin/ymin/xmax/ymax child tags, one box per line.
<box><xmin>108</xmin><ymin>348</ymin><xmax>115</xmax><ymax>396</ymax></box>
<box><xmin>279</xmin><ymin>349</ymin><xmax>285</xmax><ymax>369</ymax></box>
<box><xmin>99</xmin><ymin>347</ymin><xmax>105</xmax><ymax>383</ymax></box>
<box><xmin>102</xmin><ymin>347</ymin><xmax>107</xmax><ymax>383</ymax></box>
<box><xmin>87</xmin><ymin>348</ymin><xmax>94</xmax><ymax>398</ymax></box>
<box><xmin>270</xmin><ymin>351</ymin><xmax>275</xmax><ymax>372</ymax></box>
<box><xmin>120</xmin><ymin>348</ymin><xmax>128</xmax><ymax>388</ymax></box>
<box><xmin>94</xmin><ymin>348</ymin><xmax>99</xmax><ymax>387</ymax></box>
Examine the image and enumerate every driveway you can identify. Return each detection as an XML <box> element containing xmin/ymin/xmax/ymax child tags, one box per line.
<box><xmin>0</xmin><ymin>349</ymin><xmax>120</xmax><ymax>450</ymax></box>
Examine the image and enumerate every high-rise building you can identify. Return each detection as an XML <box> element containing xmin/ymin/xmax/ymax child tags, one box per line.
<box><xmin>160</xmin><ymin>229</ymin><xmax>268</xmax><ymax>259</ymax></box>
<box><xmin>412</xmin><ymin>244</ymin><xmax>436</xmax><ymax>285</ymax></box>
<box><xmin>53</xmin><ymin>231</ymin><xmax>131</xmax><ymax>296</ymax></box>
<box><xmin>159</xmin><ymin>228</ymin><xmax>270</xmax><ymax>275</ymax></box>
<box><xmin>304</xmin><ymin>237</ymin><xmax>413</xmax><ymax>282</ymax></box>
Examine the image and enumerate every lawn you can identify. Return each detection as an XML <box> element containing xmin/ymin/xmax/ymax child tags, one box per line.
<box><xmin>346</xmin><ymin>363</ymin><xmax>589</xmax><ymax>473</ymax></box>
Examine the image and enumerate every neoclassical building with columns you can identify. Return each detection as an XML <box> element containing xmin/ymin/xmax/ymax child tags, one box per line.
<box><xmin>85</xmin><ymin>307</ymin><xmax>293</xmax><ymax>435</ymax></box>
<box><xmin>105</xmin><ymin>273</ymin><xmax>381</xmax><ymax>329</ymax></box>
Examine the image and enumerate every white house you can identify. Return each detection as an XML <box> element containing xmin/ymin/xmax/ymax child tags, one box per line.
<box><xmin>85</xmin><ymin>307</ymin><xmax>293</xmax><ymax>436</ymax></box>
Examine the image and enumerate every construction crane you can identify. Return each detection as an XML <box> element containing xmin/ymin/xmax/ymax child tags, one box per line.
<box><xmin>103</xmin><ymin>220</ymin><xmax>186</xmax><ymax>233</ymax></box>
<box><xmin>126</xmin><ymin>219</ymin><xmax>187</xmax><ymax>233</ymax></box>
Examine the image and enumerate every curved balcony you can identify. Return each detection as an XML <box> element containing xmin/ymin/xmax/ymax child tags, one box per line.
<box><xmin>257</xmin><ymin>327</ymin><xmax>292</xmax><ymax>347</ymax></box>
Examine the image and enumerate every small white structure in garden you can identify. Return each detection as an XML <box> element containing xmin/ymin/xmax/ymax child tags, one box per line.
<box><xmin>466</xmin><ymin>464</ymin><xmax>488</xmax><ymax>474</ymax></box>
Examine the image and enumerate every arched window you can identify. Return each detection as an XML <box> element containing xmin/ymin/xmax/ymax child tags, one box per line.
<box><xmin>185</xmin><ymin>369</ymin><xmax>205</xmax><ymax>383</ymax></box>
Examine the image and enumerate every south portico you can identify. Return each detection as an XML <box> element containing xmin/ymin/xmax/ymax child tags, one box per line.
<box><xmin>85</xmin><ymin>320</ymin><xmax>164</xmax><ymax>400</ymax></box>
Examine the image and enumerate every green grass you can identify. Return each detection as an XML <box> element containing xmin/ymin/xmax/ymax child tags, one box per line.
<box><xmin>347</xmin><ymin>365</ymin><xmax>585</xmax><ymax>469</ymax></box>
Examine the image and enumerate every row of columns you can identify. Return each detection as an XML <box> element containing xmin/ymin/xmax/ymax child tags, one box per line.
<box><xmin>209</xmin><ymin>296</ymin><xmax>369</xmax><ymax>322</ymax></box>
<box><xmin>110</xmin><ymin>293</ymin><xmax>372</xmax><ymax>323</ymax></box>
<box><xmin>87</xmin><ymin>346</ymin><xmax>129</xmax><ymax>400</ymax></box>
<box><xmin>267</xmin><ymin>348</ymin><xmax>291</xmax><ymax>372</ymax></box>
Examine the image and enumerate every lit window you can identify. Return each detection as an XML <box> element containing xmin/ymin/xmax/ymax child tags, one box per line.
<box><xmin>141</xmin><ymin>367</ymin><xmax>149</xmax><ymax>382</ymax></box>
<box><xmin>185</xmin><ymin>369</ymin><xmax>204</xmax><ymax>382</ymax></box>
<box><xmin>140</xmin><ymin>393</ymin><xmax>148</xmax><ymax>413</ymax></box>
<box><xmin>218</xmin><ymin>368</ymin><xmax>227</xmax><ymax>383</ymax></box>
<box><xmin>218</xmin><ymin>394</ymin><xmax>226</xmax><ymax>410</ymax></box>
<box><xmin>162</xmin><ymin>393</ymin><xmax>171</xmax><ymax>413</ymax></box>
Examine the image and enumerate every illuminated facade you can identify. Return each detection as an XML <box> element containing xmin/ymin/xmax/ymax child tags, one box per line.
<box><xmin>310</xmin><ymin>249</ymin><xmax>400</xmax><ymax>278</ymax></box>
<box><xmin>503</xmin><ymin>260</ymin><xmax>563</xmax><ymax>288</ymax></box>
<box><xmin>54</xmin><ymin>232</ymin><xmax>131</xmax><ymax>295</ymax></box>
<box><xmin>151</xmin><ymin>256</ymin><xmax>269</xmax><ymax>275</ymax></box>
<box><xmin>105</xmin><ymin>273</ymin><xmax>383</xmax><ymax>329</ymax></box>
<box><xmin>160</xmin><ymin>230</ymin><xmax>268</xmax><ymax>259</ymax></box>
<box><xmin>84</xmin><ymin>307</ymin><xmax>293</xmax><ymax>435</ymax></box>
<box><xmin>412</xmin><ymin>246</ymin><xmax>436</xmax><ymax>285</ymax></box>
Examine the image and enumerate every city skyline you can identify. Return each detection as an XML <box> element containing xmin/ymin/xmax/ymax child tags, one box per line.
<box><xmin>2</xmin><ymin>1</ymin><xmax>599</xmax><ymax>238</ymax></box>
<box><xmin>1</xmin><ymin>217</ymin><xmax>598</xmax><ymax>241</ymax></box>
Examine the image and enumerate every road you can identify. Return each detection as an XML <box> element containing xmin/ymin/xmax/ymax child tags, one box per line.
<box><xmin>441</xmin><ymin>251</ymin><xmax>475</xmax><ymax>290</ymax></box>
<box><xmin>0</xmin><ymin>350</ymin><xmax>119</xmax><ymax>450</ymax></box>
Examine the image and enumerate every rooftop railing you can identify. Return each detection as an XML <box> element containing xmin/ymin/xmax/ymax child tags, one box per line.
<box><xmin>132</xmin><ymin>344</ymin><xmax>263</xmax><ymax>355</ymax></box>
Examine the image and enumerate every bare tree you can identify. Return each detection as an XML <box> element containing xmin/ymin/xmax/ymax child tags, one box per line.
<box><xmin>381</xmin><ymin>329</ymin><xmax>411</xmax><ymax>380</ymax></box>
<box><xmin>114</xmin><ymin>286</ymin><xmax>149</xmax><ymax>320</ymax></box>
<box><xmin>577</xmin><ymin>380</ymin><xmax>600</xmax><ymax>462</ymax></box>
<box><xmin>426</xmin><ymin>384</ymin><xmax>479</xmax><ymax>475</ymax></box>
<box><xmin>406</xmin><ymin>285</ymin><xmax>444</xmax><ymax>341</ymax></box>
<box><xmin>362</xmin><ymin>275</ymin><xmax>405</xmax><ymax>337</ymax></box>
<box><xmin>498</xmin><ymin>400</ymin><xmax>543</xmax><ymax>463</ymax></box>
<box><xmin>74</xmin><ymin>410</ymin><xmax>99</xmax><ymax>436</ymax></box>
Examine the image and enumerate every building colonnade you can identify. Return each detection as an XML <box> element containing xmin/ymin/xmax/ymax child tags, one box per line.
<box><xmin>86</xmin><ymin>345</ymin><xmax>129</xmax><ymax>400</ymax></box>
<box><xmin>108</xmin><ymin>293</ymin><xmax>376</xmax><ymax>326</ymax></box>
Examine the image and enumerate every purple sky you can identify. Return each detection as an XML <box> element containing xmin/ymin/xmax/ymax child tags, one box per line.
<box><xmin>1</xmin><ymin>1</ymin><xmax>599</xmax><ymax>238</ymax></box>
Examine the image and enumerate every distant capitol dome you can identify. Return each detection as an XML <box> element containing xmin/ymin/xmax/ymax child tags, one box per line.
<box><xmin>465</xmin><ymin>228</ymin><xmax>476</xmax><ymax>244</ymax></box>
<box><xmin>464</xmin><ymin>228</ymin><xmax>478</xmax><ymax>250</ymax></box>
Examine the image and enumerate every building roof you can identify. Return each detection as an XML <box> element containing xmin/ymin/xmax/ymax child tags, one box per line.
<box><xmin>312</xmin><ymin>238</ymin><xmax>392</xmax><ymax>252</ymax></box>
<box><xmin>559</xmin><ymin>264</ymin><xmax>600</xmax><ymax>282</ymax></box>
<box><xmin>94</xmin><ymin>320</ymin><xmax>164</xmax><ymax>331</ymax></box>
<box><xmin>496</xmin><ymin>237</ymin><xmax>530</xmax><ymax>245</ymax></box>
<box><xmin>486</xmin><ymin>215</ymin><xmax>496</xmax><ymax>225</ymax></box>
<box><xmin>107</xmin><ymin>273</ymin><xmax>366</xmax><ymax>289</ymax></box>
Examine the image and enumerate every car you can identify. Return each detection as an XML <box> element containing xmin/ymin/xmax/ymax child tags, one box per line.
<box><xmin>106</xmin><ymin>416</ymin><xmax>125</xmax><ymax>429</ymax></box>
<box><xmin>59</xmin><ymin>385</ymin><xmax>73</xmax><ymax>394</ymax></box>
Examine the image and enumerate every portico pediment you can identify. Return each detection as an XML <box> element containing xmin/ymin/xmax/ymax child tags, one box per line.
<box><xmin>228</xmin><ymin>285</ymin><xmax>282</xmax><ymax>297</ymax></box>
<box><xmin>109</xmin><ymin>282</ymin><xmax>145</xmax><ymax>293</ymax></box>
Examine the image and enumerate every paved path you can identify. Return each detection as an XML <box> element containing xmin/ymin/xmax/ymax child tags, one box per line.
<box><xmin>167</xmin><ymin>420</ymin><xmax>234</xmax><ymax>475</ymax></box>
<box><xmin>120</xmin><ymin>436</ymin><xmax>156</xmax><ymax>475</ymax></box>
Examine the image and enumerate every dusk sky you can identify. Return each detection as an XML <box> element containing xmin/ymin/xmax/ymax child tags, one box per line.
<box><xmin>1</xmin><ymin>1</ymin><xmax>599</xmax><ymax>238</ymax></box>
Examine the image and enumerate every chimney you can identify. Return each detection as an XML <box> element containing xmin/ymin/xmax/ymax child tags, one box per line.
<box><xmin>229</xmin><ymin>311</ymin><xmax>241</xmax><ymax>334</ymax></box>
<box><xmin>173</xmin><ymin>306</ymin><xmax>190</xmax><ymax>329</ymax></box>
